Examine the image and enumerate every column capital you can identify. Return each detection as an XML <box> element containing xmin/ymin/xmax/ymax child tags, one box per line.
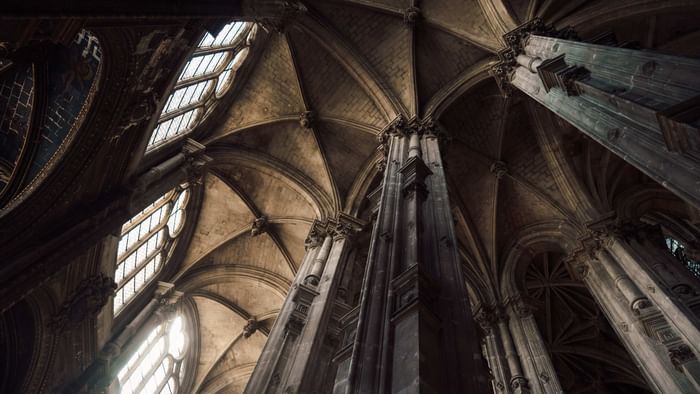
<box><xmin>330</xmin><ymin>213</ymin><xmax>365</xmax><ymax>242</ymax></box>
<box><xmin>247</xmin><ymin>0</ymin><xmax>307</xmax><ymax>33</ymax></box>
<box><xmin>506</xmin><ymin>295</ymin><xmax>535</xmax><ymax>318</ymax></box>
<box><xmin>491</xmin><ymin>17</ymin><xmax>578</xmax><ymax>95</ymax></box>
<box><xmin>304</xmin><ymin>220</ymin><xmax>327</xmax><ymax>250</ymax></box>
<box><xmin>474</xmin><ymin>305</ymin><xmax>498</xmax><ymax>334</ymax></box>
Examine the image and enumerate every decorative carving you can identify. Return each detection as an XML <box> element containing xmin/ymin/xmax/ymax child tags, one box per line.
<box><xmin>490</xmin><ymin>161</ymin><xmax>508</xmax><ymax>179</ymax></box>
<box><xmin>510</xmin><ymin>376</ymin><xmax>531</xmax><ymax>393</ymax></box>
<box><xmin>536</xmin><ymin>54</ymin><xmax>590</xmax><ymax>96</ymax></box>
<box><xmin>631</xmin><ymin>297</ymin><xmax>653</xmax><ymax>315</ymax></box>
<box><xmin>244</xmin><ymin>318</ymin><xmax>261</xmax><ymax>338</ymax></box>
<box><xmin>256</xmin><ymin>0</ymin><xmax>308</xmax><ymax>33</ymax></box>
<box><xmin>403</xmin><ymin>7</ymin><xmax>421</xmax><ymax>24</ymax></box>
<box><xmin>299</xmin><ymin>110</ymin><xmax>315</xmax><ymax>129</ymax></box>
<box><xmin>669</xmin><ymin>344</ymin><xmax>696</xmax><ymax>370</ymax></box>
<box><xmin>251</xmin><ymin>216</ymin><xmax>268</xmax><ymax>237</ymax></box>
<box><xmin>510</xmin><ymin>296</ymin><xmax>534</xmax><ymax>318</ymax></box>
<box><xmin>304</xmin><ymin>223</ymin><xmax>323</xmax><ymax>251</ymax></box>
<box><xmin>49</xmin><ymin>274</ymin><xmax>116</xmax><ymax>331</ymax></box>
<box><xmin>474</xmin><ymin>306</ymin><xmax>497</xmax><ymax>334</ymax></box>
<box><xmin>492</xmin><ymin>17</ymin><xmax>578</xmax><ymax>96</ymax></box>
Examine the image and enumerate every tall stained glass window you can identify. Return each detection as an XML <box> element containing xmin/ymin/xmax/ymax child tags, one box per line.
<box><xmin>147</xmin><ymin>21</ymin><xmax>256</xmax><ymax>150</ymax></box>
<box><xmin>114</xmin><ymin>187</ymin><xmax>190</xmax><ymax>314</ymax></box>
<box><xmin>117</xmin><ymin>314</ymin><xmax>189</xmax><ymax>394</ymax></box>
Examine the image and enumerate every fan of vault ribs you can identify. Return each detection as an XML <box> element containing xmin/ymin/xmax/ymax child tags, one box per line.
<box><xmin>168</xmin><ymin>0</ymin><xmax>700</xmax><ymax>392</ymax></box>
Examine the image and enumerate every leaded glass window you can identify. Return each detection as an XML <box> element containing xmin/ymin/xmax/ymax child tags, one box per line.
<box><xmin>117</xmin><ymin>314</ymin><xmax>189</xmax><ymax>394</ymax></box>
<box><xmin>147</xmin><ymin>21</ymin><xmax>255</xmax><ymax>150</ymax></box>
<box><xmin>114</xmin><ymin>187</ymin><xmax>190</xmax><ymax>314</ymax></box>
<box><xmin>666</xmin><ymin>236</ymin><xmax>700</xmax><ymax>278</ymax></box>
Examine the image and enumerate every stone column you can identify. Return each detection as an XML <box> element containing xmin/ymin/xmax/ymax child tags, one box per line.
<box><xmin>585</xmin><ymin>219</ymin><xmax>700</xmax><ymax>360</ymax></box>
<box><xmin>566</xmin><ymin>249</ymin><xmax>693</xmax><ymax>392</ymax></box>
<box><xmin>244</xmin><ymin>214</ymin><xmax>363</xmax><ymax>394</ymax></box>
<box><xmin>475</xmin><ymin>307</ymin><xmax>510</xmax><ymax>393</ymax></box>
<box><xmin>493</xmin><ymin>18</ymin><xmax>700</xmax><ymax>208</ymax></box>
<box><xmin>505</xmin><ymin>297</ymin><xmax>562</xmax><ymax>394</ymax></box>
<box><xmin>344</xmin><ymin>117</ymin><xmax>488</xmax><ymax>393</ymax></box>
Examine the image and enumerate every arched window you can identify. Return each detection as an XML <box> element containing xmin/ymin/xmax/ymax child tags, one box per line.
<box><xmin>114</xmin><ymin>187</ymin><xmax>190</xmax><ymax>314</ymax></box>
<box><xmin>665</xmin><ymin>236</ymin><xmax>700</xmax><ymax>278</ymax></box>
<box><xmin>147</xmin><ymin>21</ymin><xmax>256</xmax><ymax>150</ymax></box>
<box><xmin>117</xmin><ymin>314</ymin><xmax>189</xmax><ymax>394</ymax></box>
<box><xmin>0</xmin><ymin>29</ymin><xmax>101</xmax><ymax>208</ymax></box>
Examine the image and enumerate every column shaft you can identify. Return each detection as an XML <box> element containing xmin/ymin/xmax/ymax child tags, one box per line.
<box><xmin>346</xmin><ymin>118</ymin><xmax>488</xmax><ymax>393</ymax></box>
<box><xmin>495</xmin><ymin>18</ymin><xmax>700</xmax><ymax>208</ymax></box>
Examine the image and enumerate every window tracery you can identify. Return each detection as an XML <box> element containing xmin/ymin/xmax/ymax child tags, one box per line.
<box><xmin>665</xmin><ymin>236</ymin><xmax>700</xmax><ymax>278</ymax></box>
<box><xmin>114</xmin><ymin>187</ymin><xmax>190</xmax><ymax>314</ymax></box>
<box><xmin>147</xmin><ymin>21</ymin><xmax>255</xmax><ymax>150</ymax></box>
<box><xmin>117</xmin><ymin>314</ymin><xmax>189</xmax><ymax>394</ymax></box>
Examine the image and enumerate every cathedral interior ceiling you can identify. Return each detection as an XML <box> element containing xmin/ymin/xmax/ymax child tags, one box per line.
<box><xmin>2</xmin><ymin>0</ymin><xmax>700</xmax><ymax>391</ymax></box>
<box><xmin>169</xmin><ymin>0</ymin><xmax>700</xmax><ymax>387</ymax></box>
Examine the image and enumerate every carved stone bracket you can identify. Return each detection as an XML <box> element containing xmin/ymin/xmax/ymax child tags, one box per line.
<box><xmin>474</xmin><ymin>305</ymin><xmax>498</xmax><ymax>334</ymax></box>
<box><xmin>49</xmin><ymin>273</ymin><xmax>116</xmax><ymax>331</ymax></box>
<box><xmin>507</xmin><ymin>295</ymin><xmax>535</xmax><ymax>318</ymax></box>
<box><xmin>331</xmin><ymin>213</ymin><xmax>365</xmax><ymax>242</ymax></box>
<box><xmin>304</xmin><ymin>220</ymin><xmax>326</xmax><ymax>251</ymax></box>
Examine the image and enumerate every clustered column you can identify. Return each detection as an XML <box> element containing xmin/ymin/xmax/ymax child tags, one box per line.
<box><xmin>244</xmin><ymin>214</ymin><xmax>364</xmax><ymax>394</ymax></box>
<box><xmin>493</xmin><ymin>18</ymin><xmax>700</xmax><ymax>208</ymax></box>
<box><xmin>337</xmin><ymin>117</ymin><xmax>488</xmax><ymax>393</ymax></box>
<box><xmin>565</xmin><ymin>219</ymin><xmax>700</xmax><ymax>391</ymax></box>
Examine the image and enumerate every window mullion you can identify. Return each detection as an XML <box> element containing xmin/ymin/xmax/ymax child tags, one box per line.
<box><xmin>119</xmin><ymin>220</ymin><xmax>169</xmax><ymax>263</ymax></box>
<box><xmin>118</xmin><ymin>245</ymin><xmax>167</xmax><ymax>290</ymax></box>
<box><xmin>121</xmin><ymin>196</ymin><xmax>172</xmax><ymax>234</ymax></box>
<box><xmin>133</xmin><ymin>341</ymin><xmax>169</xmax><ymax>394</ymax></box>
<box><xmin>158</xmin><ymin>102</ymin><xmax>206</xmax><ymax>124</ymax></box>
<box><xmin>121</xmin><ymin>327</ymin><xmax>164</xmax><ymax>386</ymax></box>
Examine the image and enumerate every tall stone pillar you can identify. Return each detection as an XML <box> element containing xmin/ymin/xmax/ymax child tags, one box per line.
<box><xmin>244</xmin><ymin>214</ymin><xmax>364</xmax><ymax>394</ymax></box>
<box><xmin>566</xmin><ymin>248</ymin><xmax>694</xmax><ymax>392</ymax></box>
<box><xmin>343</xmin><ymin>117</ymin><xmax>488</xmax><ymax>393</ymax></box>
<box><xmin>505</xmin><ymin>297</ymin><xmax>563</xmax><ymax>394</ymax></box>
<box><xmin>493</xmin><ymin>18</ymin><xmax>700</xmax><ymax>208</ymax></box>
<box><xmin>475</xmin><ymin>307</ymin><xmax>510</xmax><ymax>393</ymax></box>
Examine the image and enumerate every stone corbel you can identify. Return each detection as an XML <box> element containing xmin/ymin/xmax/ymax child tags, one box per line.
<box><xmin>48</xmin><ymin>273</ymin><xmax>116</xmax><ymax>332</ymax></box>
<box><xmin>247</xmin><ymin>0</ymin><xmax>308</xmax><ymax>33</ymax></box>
<box><xmin>331</xmin><ymin>213</ymin><xmax>365</xmax><ymax>243</ymax></box>
<box><xmin>304</xmin><ymin>220</ymin><xmax>326</xmax><ymax>251</ymax></box>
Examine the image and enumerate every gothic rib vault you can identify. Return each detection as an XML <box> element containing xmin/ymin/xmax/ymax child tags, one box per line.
<box><xmin>1</xmin><ymin>0</ymin><xmax>700</xmax><ymax>393</ymax></box>
<box><xmin>170</xmin><ymin>1</ymin><xmax>700</xmax><ymax>392</ymax></box>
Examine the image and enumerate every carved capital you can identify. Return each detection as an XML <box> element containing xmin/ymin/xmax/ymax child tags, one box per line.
<box><xmin>49</xmin><ymin>274</ymin><xmax>116</xmax><ymax>331</ymax></box>
<box><xmin>492</xmin><ymin>17</ymin><xmax>578</xmax><ymax>96</ymax></box>
<box><xmin>474</xmin><ymin>306</ymin><xmax>497</xmax><ymax>333</ymax></box>
<box><xmin>509</xmin><ymin>296</ymin><xmax>535</xmax><ymax>318</ymax></box>
<box><xmin>304</xmin><ymin>221</ymin><xmax>325</xmax><ymax>250</ymax></box>
<box><xmin>254</xmin><ymin>0</ymin><xmax>308</xmax><ymax>33</ymax></box>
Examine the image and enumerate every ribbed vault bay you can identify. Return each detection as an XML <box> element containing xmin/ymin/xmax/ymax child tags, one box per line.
<box><xmin>172</xmin><ymin>0</ymin><xmax>700</xmax><ymax>391</ymax></box>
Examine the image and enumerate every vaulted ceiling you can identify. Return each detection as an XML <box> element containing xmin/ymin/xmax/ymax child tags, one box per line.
<box><xmin>170</xmin><ymin>0</ymin><xmax>700</xmax><ymax>391</ymax></box>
